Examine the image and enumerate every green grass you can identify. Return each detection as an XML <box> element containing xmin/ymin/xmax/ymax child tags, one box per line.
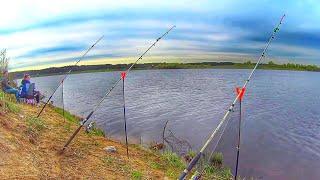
<box><xmin>53</xmin><ymin>106</ymin><xmax>79</xmax><ymax>123</ymax></box>
<box><xmin>120</xmin><ymin>165</ymin><xmax>131</xmax><ymax>174</ymax></box>
<box><xmin>0</xmin><ymin>90</ymin><xmax>21</xmax><ymax>113</ymax></box>
<box><xmin>0</xmin><ymin>91</ymin><xmax>5</xmax><ymax>98</ymax></box>
<box><xmin>52</xmin><ymin>106</ymin><xmax>105</xmax><ymax>137</ymax></box>
<box><xmin>101</xmin><ymin>156</ymin><xmax>116</xmax><ymax>164</ymax></box>
<box><xmin>26</xmin><ymin>116</ymin><xmax>46</xmax><ymax>132</ymax></box>
<box><xmin>149</xmin><ymin>161</ymin><xmax>161</xmax><ymax>169</ymax></box>
<box><xmin>202</xmin><ymin>165</ymin><xmax>233</xmax><ymax>180</ymax></box>
<box><xmin>5</xmin><ymin>101</ymin><xmax>21</xmax><ymax>113</ymax></box>
<box><xmin>211</xmin><ymin>152</ymin><xmax>223</xmax><ymax>166</ymax></box>
<box><xmin>200</xmin><ymin>152</ymin><xmax>232</xmax><ymax>179</ymax></box>
<box><xmin>131</xmin><ymin>170</ymin><xmax>143</xmax><ymax>180</ymax></box>
<box><xmin>88</xmin><ymin>126</ymin><xmax>105</xmax><ymax>137</ymax></box>
<box><xmin>187</xmin><ymin>150</ymin><xmax>196</xmax><ymax>159</ymax></box>
<box><xmin>161</xmin><ymin>151</ymin><xmax>185</xmax><ymax>169</ymax></box>
<box><xmin>161</xmin><ymin>151</ymin><xmax>185</xmax><ymax>178</ymax></box>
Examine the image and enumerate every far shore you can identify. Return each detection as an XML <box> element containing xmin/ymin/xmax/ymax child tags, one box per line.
<box><xmin>12</xmin><ymin>61</ymin><xmax>320</xmax><ymax>79</ymax></box>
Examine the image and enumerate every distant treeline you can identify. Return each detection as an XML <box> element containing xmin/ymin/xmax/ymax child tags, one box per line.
<box><xmin>13</xmin><ymin>61</ymin><xmax>320</xmax><ymax>78</ymax></box>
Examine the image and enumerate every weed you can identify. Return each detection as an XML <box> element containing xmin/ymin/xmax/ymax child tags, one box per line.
<box><xmin>101</xmin><ymin>156</ymin><xmax>116</xmax><ymax>164</ymax></box>
<box><xmin>131</xmin><ymin>170</ymin><xmax>143</xmax><ymax>180</ymax></box>
<box><xmin>26</xmin><ymin>116</ymin><xmax>45</xmax><ymax>132</ymax></box>
<box><xmin>149</xmin><ymin>161</ymin><xmax>161</xmax><ymax>169</ymax></box>
<box><xmin>184</xmin><ymin>150</ymin><xmax>196</xmax><ymax>162</ymax></box>
<box><xmin>121</xmin><ymin>165</ymin><xmax>131</xmax><ymax>174</ymax></box>
<box><xmin>202</xmin><ymin>165</ymin><xmax>232</xmax><ymax>179</ymax></box>
<box><xmin>210</xmin><ymin>152</ymin><xmax>223</xmax><ymax>166</ymax></box>
<box><xmin>161</xmin><ymin>151</ymin><xmax>184</xmax><ymax>169</ymax></box>
<box><xmin>200</xmin><ymin>152</ymin><xmax>232</xmax><ymax>179</ymax></box>
<box><xmin>187</xmin><ymin>150</ymin><xmax>196</xmax><ymax>158</ymax></box>
<box><xmin>165</xmin><ymin>169</ymin><xmax>177</xmax><ymax>178</ymax></box>
<box><xmin>25</xmin><ymin>116</ymin><xmax>45</xmax><ymax>144</ymax></box>
<box><xmin>88</xmin><ymin>127</ymin><xmax>105</xmax><ymax>137</ymax></box>
<box><xmin>161</xmin><ymin>151</ymin><xmax>185</xmax><ymax>178</ymax></box>
<box><xmin>5</xmin><ymin>101</ymin><xmax>20</xmax><ymax>113</ymax></box>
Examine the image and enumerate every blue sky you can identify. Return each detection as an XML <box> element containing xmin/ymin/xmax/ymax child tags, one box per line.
<box><xmin>0</xmin><ymin>0</ymin><xmax>319</xmax><ymax>71</ymax></box>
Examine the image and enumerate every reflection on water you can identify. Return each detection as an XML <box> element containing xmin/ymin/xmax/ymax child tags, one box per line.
<box><xmin>30</xmin><ymin>69</ymin><xmax>320</xmax><ymax>179</ymax></box>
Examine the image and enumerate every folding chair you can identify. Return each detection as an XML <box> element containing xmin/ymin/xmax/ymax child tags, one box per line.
<box><xmin>25</xmin><ymin>83</ymin><xmax>36</xmax><ymax>105</ymax></box>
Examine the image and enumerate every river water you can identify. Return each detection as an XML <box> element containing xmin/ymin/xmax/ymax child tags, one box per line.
<box><xmin>26</xmin><ymin>69</ymin><xmax>320</xmax><ymax>179</ymax></box>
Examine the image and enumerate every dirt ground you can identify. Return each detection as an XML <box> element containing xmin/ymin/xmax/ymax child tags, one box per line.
<box><xmin>0</xmin><ymin>103</ymin><xmax>173</xmax><ymax>179</ymax></box>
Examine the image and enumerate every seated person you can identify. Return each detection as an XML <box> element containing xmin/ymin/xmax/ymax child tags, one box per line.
<box><xmin>1</xmin><ymin>70</ymin><xmax>19</xmax><ymax>102</ymax></box>
<box><xmin>20</xmin><ymin>74</ymin><xmax>41</xmax><ymax>104</ymax></box>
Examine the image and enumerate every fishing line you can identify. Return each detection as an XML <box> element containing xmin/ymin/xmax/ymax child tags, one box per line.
<box><xmin>61</xmin><ymin>26</ymin><xmax>176</xmax><ymax>152</ymax></box>
<box><xmin>37</xmin><ymin>35</ymin><xmax>104</xmax><ymax>118</ymax></box>
<box><xmin>179</xmin><ymin>14</ymin><xmax>285</xmax><ymax>180</ymax></box>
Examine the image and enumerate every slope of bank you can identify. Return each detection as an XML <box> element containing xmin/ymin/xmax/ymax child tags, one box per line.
<box><xmin>0</xmin><ymin>100</ymin><xmax>181</xmax><ymax>179</ymax></box>
<box><xmin>0</xmin><ymin>95</ymin><xmax>232</xmax><ymax>179</ymax></box>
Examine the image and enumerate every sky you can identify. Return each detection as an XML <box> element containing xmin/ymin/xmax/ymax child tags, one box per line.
<box><xmin>0</xmin><ymin>0</ymin><xmax>319</xmax><ymax>71</ymax></box>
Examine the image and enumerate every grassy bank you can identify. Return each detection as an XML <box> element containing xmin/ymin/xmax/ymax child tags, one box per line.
<box><xmin>0</xmin><ymin>92</ymin><xmax>232</xmax><ymax>179</ymax></box>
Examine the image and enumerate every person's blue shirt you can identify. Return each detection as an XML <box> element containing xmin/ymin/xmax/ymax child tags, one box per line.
<box><xmin>20</xmin><ymin>79</ymin><xmax>30</xmax><ymax>97</ymax></box>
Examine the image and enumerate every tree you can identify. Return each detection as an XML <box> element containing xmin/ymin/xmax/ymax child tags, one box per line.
<box><xmin>244</xmin><ymin>60</ymin><xmax>252</xmax><ymax>65</ymax></box>
<box><xmin>268</xmin><ymin>61</ymin><xmax>275</xmax><ymax>65</ymax></box>
<box><xmin>0</xmin><ymin>49</ymin><xmax>10</xmax><ymax>114</ymax></box>
<box><xmin>0</xmin><ymin>49</ymin><xmax>10</xmax><ymax>75</ymax></box>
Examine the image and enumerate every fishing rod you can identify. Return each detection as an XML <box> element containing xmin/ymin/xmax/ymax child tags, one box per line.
<box><xmin>179</xmin><ymin>14</ymin><xmax>285</xmax><ymax>180</ymax></box>
<box><xmin>36</xmin><ymin>35</ymin><xmax>104</xmax><ymax>118</ymax></box>
<box><xmin>61</xmin><ymin>26</ymin><xmax>176</xmax><ymax>152</ymax></box>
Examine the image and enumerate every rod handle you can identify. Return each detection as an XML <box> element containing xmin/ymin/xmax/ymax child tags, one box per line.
<box><xmin>179</xmin><ymin>152</ymin><xmax>202</xmax><ymax>180</ymax></box>
<box><xmin>61</xmin><ymin>125</ymin><xmax>83</xmax><ymax>152</ymax></box>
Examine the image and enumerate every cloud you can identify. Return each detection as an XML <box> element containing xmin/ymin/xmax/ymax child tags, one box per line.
<box><xmin>0</xmin><ymin>0</ymin><xmax>319</xmax><ymax>71</ymax></box>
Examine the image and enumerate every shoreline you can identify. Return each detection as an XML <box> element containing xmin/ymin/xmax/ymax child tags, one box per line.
<box><xmin>14</xmin><ymin>65</ymin><xmax>320</xmax><ymax>79</ymax></box>
<box><xmin>12</xmin><ymin>62</ymin><xmax>320</xmax><ymax>79</ymax></box>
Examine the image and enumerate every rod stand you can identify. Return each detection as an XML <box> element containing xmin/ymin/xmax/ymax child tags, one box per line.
<box><xmin>121</xmin><ymin>72</ymin><xmax>129</xmax><ymax>158</ymax></box>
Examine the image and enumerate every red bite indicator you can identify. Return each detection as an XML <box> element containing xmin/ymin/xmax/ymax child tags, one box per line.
<box><xmin>236</xmin><ymin>87</ymin><xmax>246</xmax><ymax>101</ymax></box>
<box><xmin>121</xmin><ymin>72</ymin><xmax>127</xmax><ymax>80</ymax></box>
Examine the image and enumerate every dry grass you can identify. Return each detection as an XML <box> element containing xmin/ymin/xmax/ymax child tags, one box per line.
<box><xmin>0</xmin><ymin>103</ymin><xmax>181</xmax><ymax>179</ymax></box>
